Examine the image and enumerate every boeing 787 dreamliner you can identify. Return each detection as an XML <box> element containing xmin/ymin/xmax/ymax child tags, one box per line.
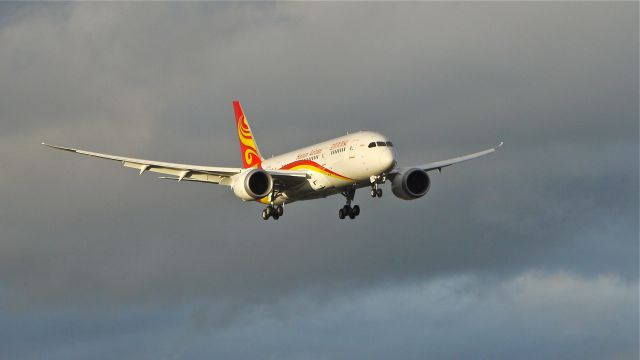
<box><xmin>44</xmin><ymin>101</ymin><xmax>502</xmax><ymax>220</ymax></box>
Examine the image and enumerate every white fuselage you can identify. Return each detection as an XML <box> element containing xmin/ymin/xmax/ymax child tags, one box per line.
<box><xmin>260</xmin><ymin>131</ymin><xmax>397</xmax><ymax>204</ymax></box>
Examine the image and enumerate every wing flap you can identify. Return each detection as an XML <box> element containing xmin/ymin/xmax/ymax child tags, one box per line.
<box><xmin>158</xmin><ymin>175</ymin><xmax>227</xmax><ymax>184</ymax></box>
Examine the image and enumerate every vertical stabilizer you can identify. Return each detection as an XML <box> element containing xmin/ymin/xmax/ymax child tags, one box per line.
<box><xmin>233</xmin><ymin>100</ymin><xmax>263</xmax><ymax>168</ymax></box>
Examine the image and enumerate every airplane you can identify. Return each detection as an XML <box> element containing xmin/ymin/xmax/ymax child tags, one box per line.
<box><xmin>43</xmin><ymin>100</ymin><xmax>502</xmax><ymax>221</ymax></box>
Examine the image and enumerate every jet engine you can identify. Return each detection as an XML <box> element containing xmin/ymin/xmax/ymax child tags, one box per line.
<box><xmin>232</xmin><ymin>169</ymin><xmax>273</xmax><ymax>201</ymax></box>
<box><xmin>391</xmin><ymin>168</ymin><xmax>431</xmax><ymax>200</ymax></box>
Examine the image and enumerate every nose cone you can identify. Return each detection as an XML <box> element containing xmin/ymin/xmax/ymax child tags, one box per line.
<box><xmin>379</xmin><ymin>147</ymin><xmax>396</xmax><ymax>173</ymax></box>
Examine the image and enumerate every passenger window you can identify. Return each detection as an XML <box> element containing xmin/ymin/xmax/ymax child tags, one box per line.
<box><xmin>386</xmin><ymin>141</ymin><xmax>393</xmax><ymax>147</ymax></box>
<box><xmin>368</xmin><ymin>142</ymin><xmax>376</xmax><ymax>148</ymax></box>
<box><xmin>376</xmin><ymin>141</ymin><xmax>386</xmax><ymax>146</ymax></box>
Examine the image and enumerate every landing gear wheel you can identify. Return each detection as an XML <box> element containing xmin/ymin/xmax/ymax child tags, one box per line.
<box><xmin>376</xmin><ymin>189</ymin><xmax>383</xmax><ymax>197</ymax></box>
<box><xmin>352</xmin><ymin>205</ymin><xmax>360</xmax><ymax>216</ymax></box>
<box><xmin>276</xmin><ymin>205</ymin><xmax>284</xmax><ymax>217</ymax></box>
<box><xmin>340</xmin><ymin>188</ymin><xmax>358</xmax><ymax>220</ymax></box>
<box><xmin>370</xmin><ymin>189</ymin><xmax>377</xmax><ymax>197</ymax></box>
<box><xmin>262</xmin><ymin>209</ymin><xmax>269</xmax><ymax>220</ymax></box>
<box><xmin>272</xmin><ymin>213</ymin><xmax>280</xmax><ymax>220</ymax></box>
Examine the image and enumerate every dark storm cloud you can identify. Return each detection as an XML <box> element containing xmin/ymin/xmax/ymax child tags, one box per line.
<box><xmin>0</xmin><ymin>2</ymin><xmax>637</xmax><ymax>359</ymax></box>
<box><xmin>2</xmin><ymin>273</ymin><xmax>636</xmax><ymax>360</ymax></box>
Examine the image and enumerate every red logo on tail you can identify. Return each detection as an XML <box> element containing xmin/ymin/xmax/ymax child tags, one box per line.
<box><xmin>233</xmin><ymin>101</ymin><xmax>262</xmax><ymax>168</ymax></box>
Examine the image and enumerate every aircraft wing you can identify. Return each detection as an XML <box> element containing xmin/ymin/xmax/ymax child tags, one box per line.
<box><xmin>43</xmin><ymin>143</ymin><xmax>242</xmax><ymax>184</ymax></box>
<box><xmin>42</xmin><ymin>143</ymin><xmax>310</xmax><ymax>186</ymax></box>
<box><xmin>392</xmin><ymin>142</ymin><xmax>503</xmax><ymax>175</ymax></box>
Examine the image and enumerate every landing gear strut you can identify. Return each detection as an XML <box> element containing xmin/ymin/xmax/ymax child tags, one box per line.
<box><xmin>339</xmin><ymin>189</ymin><xmax>360</xmax><ymax>220</ymax></box>
<box><xmin>261</xmin><ymin>188</ymin><xmax>284</xmax><ymax>221</ymax></box>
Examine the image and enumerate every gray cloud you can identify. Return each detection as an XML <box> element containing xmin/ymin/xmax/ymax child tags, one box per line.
<box><xmin>2</xmin><ymin>272</ymin><xmax>637</xmax><ymax>360</ymax></box>
<box><xmin>0</xmin><ymin>2</ymin><xmax>637</xmax><ymax>358</ymax></box>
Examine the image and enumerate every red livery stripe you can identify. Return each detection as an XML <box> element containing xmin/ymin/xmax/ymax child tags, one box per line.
<box><xmin>280</xmin><ymin>160</ymin><xmax>353</xmax><ymax>181</ymax></box>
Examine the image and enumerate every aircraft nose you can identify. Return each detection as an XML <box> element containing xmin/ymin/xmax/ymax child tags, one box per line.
<box><xmin>379</xmin><ymin>147</ymin><xmax>396</xmax><ymax>172</ymax></box>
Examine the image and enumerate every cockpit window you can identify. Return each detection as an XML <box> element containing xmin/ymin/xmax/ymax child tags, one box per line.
<box><xmin>386</xmin><ymin>141</ymin><xmax>393</xmax><ymax>147</ymax></box>
<box><xmin>376</xmin><ymin>141</ymin><xmax>386</xmax><ymax>147</ymax></box>
<box><xmin>368</xmin><ymin>142</ymin><xmax>376</xmax><ymax>148</ymax></box>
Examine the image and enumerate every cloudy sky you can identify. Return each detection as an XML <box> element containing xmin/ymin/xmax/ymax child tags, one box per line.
<box><xmin>0</xmin><ymin>2</ymin><xmax>637</xmax><ymax>359</ymax></box>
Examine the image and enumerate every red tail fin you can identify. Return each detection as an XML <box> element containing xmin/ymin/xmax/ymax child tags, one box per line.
<box><xmin>233</xmin><ymin>100</ymin><xmax>263</xmax><ymax>168</ymax></box>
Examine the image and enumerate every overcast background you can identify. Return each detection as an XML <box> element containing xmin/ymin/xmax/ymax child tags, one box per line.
<box><xmin>0</xmin><ymin>2</ymin><xmax>637</xmax><ymax>359</ymax></box>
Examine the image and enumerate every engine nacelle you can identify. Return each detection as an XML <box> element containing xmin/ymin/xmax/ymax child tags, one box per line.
<box><xmin>391</xmin><ymin>168</ymin><xmax>431</xmax><ymax>200</ymax></box>
<box><xmin>232</xmin><ymin>169</ymin><xmax>273</xmax><ymax>201</ymax></box>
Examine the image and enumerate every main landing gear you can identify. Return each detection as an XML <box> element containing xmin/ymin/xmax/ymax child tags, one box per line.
<box><xmin>338</xmin><ymin>189</ymin><xmax>360</xmax><ymax>220</ymax></box>
<box><xmin>262</xmin><ymin>188</ymin><xmax>284</xmax><ymax>221</ymax></box>
<box><xmin>262</xmin><ymin>204</ymin><xmax>284</xmax><ymax>220</ymax></box>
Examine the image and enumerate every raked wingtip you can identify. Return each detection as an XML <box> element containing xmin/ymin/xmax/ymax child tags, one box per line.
<box><xmin>41</xmin><ymin>143</ymin><xmax>77</xmax><ymax>152</ymax></box>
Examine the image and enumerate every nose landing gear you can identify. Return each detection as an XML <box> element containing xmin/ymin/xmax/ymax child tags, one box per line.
<box><xmin>370</xmin><ymin>175</ymin><xmax>384</xmax><ymax>198</ymax></box>
<box><xmin>339</xmin><ymin>189</ymin><xmax>360</xmax><ymax>220</ymax></box>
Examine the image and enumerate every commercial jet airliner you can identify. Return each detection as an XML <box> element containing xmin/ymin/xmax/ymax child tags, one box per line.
<box><xmin>43</xmin><ymin>101</ymin><xmax>502</xmax><ymax>220</ymax></box>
